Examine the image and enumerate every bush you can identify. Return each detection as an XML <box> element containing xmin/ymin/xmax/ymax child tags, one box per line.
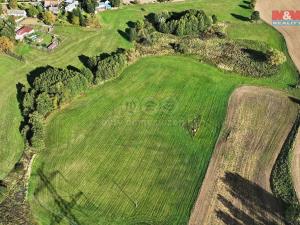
<box><xmin>251</xmin><ymin>11</ymin><xmax>260</xmax><ymax>22</ymax></box>
<box><xmin>33</xmin><ymin>68</ymin><xmax>88</xmax><ymax>101</ymax></box>
<box><xmin>127</xmin><ymin>27</ymin><xmax>137</xmax><ymax>42</ymax></box>
<box><xmin>36</xmin><ymin>92</ymin><xmax>54</xmax><ymax>117</ymax></box>
<box><xmin>285</xmin><ymin>205</ymin><xmax>300</xmax><ymax>225</ymax></box>
<box><xmin>110</xmin><ymin>0</ymin><xmax>120</xmax><ymax>7</ymax></box>
<box><xmin>29</xmin><ymin>112</ymin><xmax>45</xmax><ymax>150</ymax></box>
<box><xmin>94</xmin><ymin>50</ymin><xmax>127</xmax><ymax>84</ymax></box>
<box><xmin>43</xmin><ymin>11</ymin><xmax>56</xmax><ymax>25</ymax></box>
<box><xmin>177</xmin><ymin>38</ymin><xmax>279</xmax><ymax>77</ymax></box>
<box><xmin>82</xmin><ymin>0</ymin><xmax>97</xmax><ymax>13</ymax></box>
<box><xmin>27</xmin><ymin>5</ymin><xmax>39</xmax><ymax>17</ymax></box>
<box><xmin>212</xmin><ymin>14</ymin><xmax>218</xmax><ymax>24</ymax></box>
<box><xmin>8</xmin><ymin>0</ymin><xmax>17</xmax><ymax>9</ymax></box>
<box><xmin>267</xmin><ymin>48</ymin><xmax>286</xmax><ymax>66</ymax></box>
<box><xmin>0</xmin><ymin>16</ymin><xmax>16</xmax><ymax>40</ymax></box>
<box><xmin>0</xmin><ymin>36</ymin><xmax>14</xmax><ymax>53</ymax></box>
<box><xmin>151</xmin><ymin>9</ymin><xmax>212</xmax><ymax>36</ymax></box>
<box><xmin>86</xmin><ymin>15</ymin><xmax>100</xmax><ymax>28</ymax></box>
<box><xmin>22</xmin><ymin>89</ymin><xmax>36</xmax><ymax>116</ymax></box>
<box><xmin>81</xmin><ymin>67</ymin><xmax>94</xmax><ymax>83</ymax></box>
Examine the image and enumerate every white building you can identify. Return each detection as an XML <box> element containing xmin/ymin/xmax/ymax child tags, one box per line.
<box><xmin>49</xmin><ymin>6</ymin><xmax>60</xmax><ymax>14</ymax></box>
<box><xmin>65</xmin><ymin>1</ymin><xmax>79</xmax><ymax>12</ymax></box>
<box><xmin>7</xmin><ymin>10</ymin><xmax>27</xmax><ymax>17</ymax></box>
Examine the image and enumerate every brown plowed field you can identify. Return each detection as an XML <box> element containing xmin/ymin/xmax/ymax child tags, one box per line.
<box><xmin>189</xmin><ymin>86</ymin><xmax>298</xmax><ymax>225</ymax></box>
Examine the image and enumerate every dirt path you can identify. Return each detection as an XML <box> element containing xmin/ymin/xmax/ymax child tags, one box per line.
<box><xmin>256</xmin><ymin>0</ymin><xmax>300</xmax><ymax>72</ymax></box>
<box><xmin>188</xmin><ymin>86</ymin><xmax>299</xmax><ymax>225</ymax></box>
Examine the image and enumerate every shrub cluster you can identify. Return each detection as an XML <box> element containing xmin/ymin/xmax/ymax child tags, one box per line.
<box><xmin>151</xmin><ymin>9</ymin><xmax>212</xmax><ymax>36</ymax></box>
<box><xmin>271</xmin><ymin>115</ymin><xmax>300</xmax><ymax>225</ymax></box>
<box><xmin>19</xmin><ymin>67</ymin><xmax>91</xmax><ymax>150</ymax></box>
<box><xmin>86</xmin><ymin>49</ymin><xmax>128</xmax><ymax>84</ymax></box>
<box><xmin>175</xmin><ymin>38</ymin><xmax>281</xmax><ymax>77</ymax></box>
<box><xmin>126</xmin><ymin>20</ymin><xmax>157</xmax><ymax>45</ymax></box>
<box><xmin>19</xmin><ymin>49</ymin><xmax>129</xmax><ymax>150</ymax></box>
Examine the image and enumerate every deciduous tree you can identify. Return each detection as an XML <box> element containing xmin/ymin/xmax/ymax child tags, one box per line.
<box><xmin>110</xmin><ymin>0</ymin><xmax>120</xmax><ymax>7</ymax></box>
<box><xmin>8</xmin><ymin>0</ymin><xmax>17</xmax><ymax>9</ymax></box>
<box><xmin>27</xmin><ymin>6</ymin><xmax>39</xmax><ymax>17</ymax></box>
<box><xmin>0</xmin><ymin>36</ymin><xmax>14</xmax><ymax>53</ymax></box>
<box><xmin>43</xmin><ymin>11</ymin><xmax>56</xmax><ymax>25</ymax></box>
<box><xmin>267</xmin><ymin>48</ymin><xmax>286</xmax><ymax>66</ymax></box>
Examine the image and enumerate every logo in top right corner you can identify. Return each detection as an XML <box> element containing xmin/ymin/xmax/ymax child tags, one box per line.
<box><xmin>272</xmin><ymin>10</ymin><xmax>300</xmax><ymax>26</ymax></box>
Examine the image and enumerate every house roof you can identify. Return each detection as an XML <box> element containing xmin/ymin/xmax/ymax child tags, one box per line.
<box><xmin>44</xmin><ymin>0</ymin><xmax>60</xmax><ymax>6</ymax></box>
<box><xmin>16</xmin><ymin>26</ymin><xmax>33</xmax><ymax>36</ymax></box>
<box><xmin>7</xmin><ymin>10</ymin><xmax>26</xmax><ymax>15</ymax></box>
<box><xmin>65</xmin><ymin>1</ymin><xmax>79</xmax><ymax>11</ymax></box>
<box><xmin>49</xmin><ymin>6</ymin><xmax>59</xmax><ymax>14</ymax></box>
<box><xmin>48</xmin><ymin>41</ymin><xmax>58</xmax><ymax>49</ymax></box>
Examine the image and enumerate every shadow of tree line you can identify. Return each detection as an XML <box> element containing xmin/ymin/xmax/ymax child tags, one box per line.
<box><xmin>216</xmin><ymin>172</ymin><xmax>285</xmax><ymax>225</ymax></box>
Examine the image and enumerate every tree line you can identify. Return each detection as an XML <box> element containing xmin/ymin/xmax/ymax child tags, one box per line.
<box><xmin>18</xmin><ymin>50</ymin><xmax>128</xmax><ymax>150</ymax></box>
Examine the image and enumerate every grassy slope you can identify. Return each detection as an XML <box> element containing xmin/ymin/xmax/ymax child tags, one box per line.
<box><xmin>0</xmin><ymin>0</ymin><xmax>297</xmax><ymax>179</ymax></box>
<box><xmin>0</xmin><ymin>0</ymin><xmax>296</xmax><ymax>179</ymax></box>
<box><xmin>28</xmin><ymin>53</ymin><xmax>298</xmax><ymax>224</ymax></box>
<box><xmin>0</xmin><ymin>0</ymin><xmax>298</xmax><ymax>223</ymax></box>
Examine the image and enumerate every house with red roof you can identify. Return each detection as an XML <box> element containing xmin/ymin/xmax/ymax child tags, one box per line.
<box><xmin>15</xmin><ymin>26</ymin><xmax>34</xmax><ymax>41</ymax></box>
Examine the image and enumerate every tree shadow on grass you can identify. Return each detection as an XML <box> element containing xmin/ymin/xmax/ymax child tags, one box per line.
<box><xmin>117</xmin><ymin>29</ymin><xmax>130</xmax><ymax>42</ymax></box>
<box><xmin>231</xmin><ymin>13</ymin><xmax>250</xmax><ymax>21</ymax></box>
<box><xmin>126</xmin><ymin>21</ymin><xmax>136</xmax><ymax>28</ymax></box>
<box><xmin>239</xmin><ymin>4</ymin><xmax>251</xmax><ymax>9</ymax></box>
<box><xmin>216</xmin><ymin>172</ymin><xmax>284</xmax><ymax>225</ymax></box>
<box><xmin>78</xmin><ymin>54</ymin><xmax>90</xmax><ymax>69</ymax></box>
<box><xmin>67</xmin><ymin>65</ymin><xmax>81</xmax><ymax>73</ymax></box>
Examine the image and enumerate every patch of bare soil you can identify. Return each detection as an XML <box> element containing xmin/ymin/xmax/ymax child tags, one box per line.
<box><xmin>188</xmin><ymin>86</ymin><xmax>299</xmax><ymax>225</ymax></box>
<box><xmin>0</xmin><ymin>151</ymin><xmax>36</xmax><ymax>225</ymax></box>
<box><xmin>256</xmin><ymin>0</ymin><xmax>300</xmax><ymax>72</ymax></box>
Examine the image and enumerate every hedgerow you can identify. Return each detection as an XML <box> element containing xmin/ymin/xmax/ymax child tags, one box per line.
<box><xmin>19</xmin><ymin>49</ymin><xmax>129</xmax><ymax>151</ymax></box>
<box><xmin>271</xmin><ymin>115</ymin><xmax>300</xmax><ymax>224</ymax></box>
<box><xmin>125</xmin><ymin>9</ymin><xmax>285</xmax><ymax>77</ymax></box>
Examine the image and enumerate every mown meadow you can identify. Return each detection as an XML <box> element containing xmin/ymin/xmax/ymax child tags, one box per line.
<box><xmin>0</xmin><ymin>0</ymin><xmax>299</xmax><ymax>224</ymax></box>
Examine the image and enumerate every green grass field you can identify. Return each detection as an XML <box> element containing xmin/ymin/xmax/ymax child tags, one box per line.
<box><xmin>0</xmin><ymin>0</ymin><xmax>299</xmax><ymax>224</ymax></box>
<box><xmin>27</xmin><ymin>52</ymin><xmax>297</xmax><ymax>224</ymax></box>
